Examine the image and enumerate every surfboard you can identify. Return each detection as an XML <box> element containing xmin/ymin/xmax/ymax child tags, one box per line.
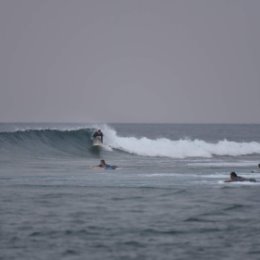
<box><xmin>92</xmin><ymin>165</ymin><xmax>117</xmax><ymax>170</ymax></box>
<box><xmin>92</xmin><ymin>136</ymin><xmax>102</xmax><ymax>146</ymax></box>
<box><xmin>105</xmin><ymin>165</ymin><xmax>117</xmax><ymax>170</ymax></box>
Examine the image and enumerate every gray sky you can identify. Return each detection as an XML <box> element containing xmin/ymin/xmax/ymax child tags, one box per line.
<box><xmin>0</xmin><ymin>0</ymin><xmax>259</xmax><ymax>123</ymax></box>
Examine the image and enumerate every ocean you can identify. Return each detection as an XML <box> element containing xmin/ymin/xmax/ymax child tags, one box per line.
<box><xmin>1</xmin><ymin>123</ymin><xmax>260</xmax><ymax>260</ymax></box>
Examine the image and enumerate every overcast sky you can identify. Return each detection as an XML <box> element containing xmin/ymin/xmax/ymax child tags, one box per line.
<box><xmin>0</xmin><ymin>0</ymin><xmax>259</xmax><ymax>123</ymax></box>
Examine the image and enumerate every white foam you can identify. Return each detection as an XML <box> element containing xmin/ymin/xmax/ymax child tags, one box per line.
<box><xmin>103</xmin><ymin>126</ymin><xmax>260</xmax><ymax>159</ymax></box>
<box><xmin>188</xmin><ymin>161</ymin><xmax>259</xmax><ymax>167</ymax></box>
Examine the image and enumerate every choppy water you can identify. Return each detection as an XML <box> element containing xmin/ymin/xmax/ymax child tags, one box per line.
<box><xmin>1</xmin><ymin>123</ymin><xmax>260</xmax><ymax>260</ymax></box>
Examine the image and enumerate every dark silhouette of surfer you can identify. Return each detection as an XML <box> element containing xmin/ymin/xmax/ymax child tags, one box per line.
<box><xmin>225</xmin><ymin>172</ymin><xmax>256</xmax><ymax>183</ymax></box>
<box><xmin>96</xmin><ymin>160</ymin><xmax>117</xmax><ymax>170</ymax></box>
<box><xmin>93</xmin><ymin>129</ymin><xmax>103</xmax><ymax>143</ymax></box>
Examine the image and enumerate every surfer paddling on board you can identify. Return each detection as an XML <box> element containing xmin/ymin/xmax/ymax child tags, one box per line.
<box><xmin>225</xmin><ymin>172</ymin><xmax>256</xmax><ymax>183</ymax></box>
<box><xmin>92</xmin><ymin>129</ymin><xmax>103</xmax><ymax>143</ymax></box>
<box><xmin>96</xmin><ymin>160</ymin><xmax>117</xmax><ymax>170</ymax></box>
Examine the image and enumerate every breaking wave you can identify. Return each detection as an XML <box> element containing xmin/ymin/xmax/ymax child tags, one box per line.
<box><xmin>105</xmin><ymin>127</ymin><xmax>260</xmax><ymax>158</ymax></box>
<box><xmin>1</xmin><ymin>124</ymin><xmax>260</xmax><ymax>159</ymax></box>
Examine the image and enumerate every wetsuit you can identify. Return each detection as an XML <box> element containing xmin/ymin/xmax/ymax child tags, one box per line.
<box><xmin>93</xmin><ymin>131</ymin><xmax>103</xmax><ymax>143</ymax></box>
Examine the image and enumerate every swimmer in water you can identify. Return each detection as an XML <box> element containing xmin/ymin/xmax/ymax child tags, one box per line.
<box><xmin>225</xmin><ymin>171</ymin><xmax>256</xmax><ymax>183</ymax></box>
<box><xmin>96</xmin><ymin>160</ymin><xmax>117</xmax><ymax>170</ymax></box>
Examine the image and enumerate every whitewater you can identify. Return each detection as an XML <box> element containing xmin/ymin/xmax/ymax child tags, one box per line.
<box><xmin>104</xmin><ymin>126</ymin><xmax>260</xmax><ymax>158</ymax></box>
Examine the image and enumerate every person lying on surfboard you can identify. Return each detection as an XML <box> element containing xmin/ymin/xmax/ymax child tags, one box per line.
<box><xmin>97</xmin><ymin>160</ymin><xmax>117</xmax><ymax>170</ymax></box>
<box><xmin>225</xmin><ymin>172</ymin><xmax>256</xmax><ymax>182</ymax></box>
<box><xmin>92</xmin><ymin>129</ymin><xmax>103</xmax><ymax>143</ymax></box>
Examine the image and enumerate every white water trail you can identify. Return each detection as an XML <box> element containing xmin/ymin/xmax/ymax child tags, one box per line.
<box><xmin>102</xmin><ymin>125</ymin><xmax>260</xmax><ymax>159</ymax></box>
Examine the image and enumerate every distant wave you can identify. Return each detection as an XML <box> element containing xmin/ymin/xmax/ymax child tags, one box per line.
<box><xmin>1</xmin><ymin>125</ymin><xmax>260</xmax><ymax>159</ymax></box>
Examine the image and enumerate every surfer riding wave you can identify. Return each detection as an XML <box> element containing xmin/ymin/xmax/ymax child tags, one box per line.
<box><xmin>92</xmin><ymin>129</ymin><xmax>103</xmax><ymax>145</ymax></box>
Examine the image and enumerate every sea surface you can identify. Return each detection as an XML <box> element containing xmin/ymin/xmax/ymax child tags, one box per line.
<box><xmin>1</xmin><ymin>123</ymin><xmax>260</xmax><ymax>260</ymax></box>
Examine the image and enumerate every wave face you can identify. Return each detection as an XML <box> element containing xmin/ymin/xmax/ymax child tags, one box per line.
<box><xmin>1</xmin><ymin>124</ymin><xmax>260</xmax><ymax>159</ymax></box>
<box><xmin>0</xmin><ymin>128</ymin><xmax>94</xmax><ymax>158</ymax></box>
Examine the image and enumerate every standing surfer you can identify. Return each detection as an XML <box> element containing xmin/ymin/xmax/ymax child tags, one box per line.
<box><xmin>93</xmin><ymin>129</ymin><xmax>103</xmax><ymax>143</ymax></box>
